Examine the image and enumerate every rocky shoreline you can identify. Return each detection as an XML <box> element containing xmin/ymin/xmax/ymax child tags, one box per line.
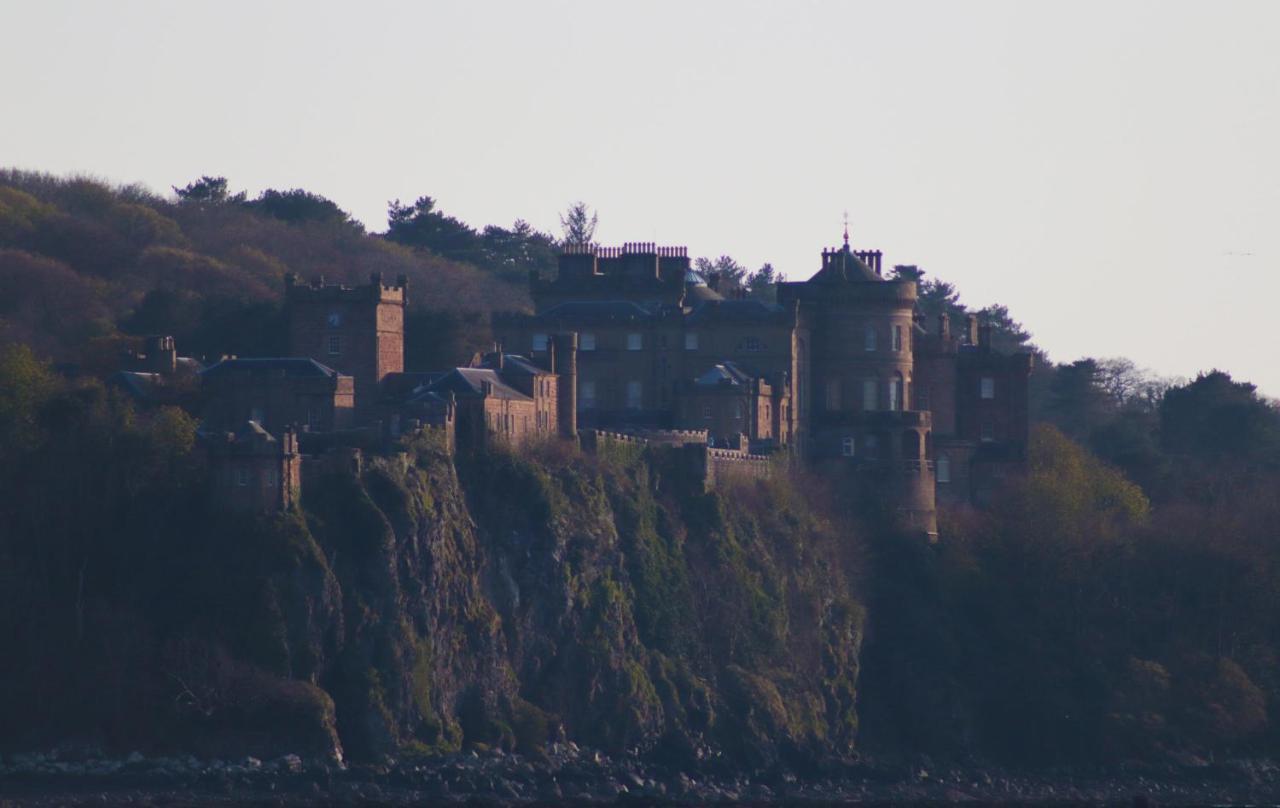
<box><xmin>4</xmin><ymin>745</ymin><xmax>1280</xmax><ymax>805</ymax></box>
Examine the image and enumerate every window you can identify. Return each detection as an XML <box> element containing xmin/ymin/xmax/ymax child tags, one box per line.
<box><xmin>579</xmin><ymin>380</ymin><xmax>597</xmax><ymax>410</ymax></box>
<box><xmin>580</xmin><ymin>332</ymin><xmax>597</xmax><ymax>351</ymax></box>
<box><xmin>265</xmin><ymin>469</ymin><xmax>277</xmax><ymax>488</ymax></box>
<box><xmin>865</xmin><ymin>434</ymin><xmax>879</xmax><ymax>458</ymax></box>
<box><xmin>981</xmin><ymin>420</ymin><xmax>994</xmax><ymax>442</ymax></box>
<box><xmin>734</xmin><ymin>401</ymin><xmax>745</xmax><ymax>420</ymax></box>
<box><xmin>893</xmin><ymin>325</ymin><xmax>903</xmax><ymax>352</ymax></box>
<box><xmin>887</xmin><ymin>379</ymin><xmax>899</xmax><ymax>411</ymax></box>
<box><xmin>825</xmin><ymin>380</ymin><xmax>841</xmax><ymax>411</ymax></box>
<box><xmin>328</xmin><ymin>335</ymin><xmax>342</xmax><ymax>355</ymax></box>
<box><xmin>685</xmin><ymin>332</ymin><xmax>699</xmax><ymax>350</ymax></box>
<box><xmin>703</xmin><ymin>404</ymin><xmax>713</xmax><ymax>420</ymax></box>
<box><xmin>740</xmin><ymin>336</ymin><xmax>762</xmax><ymax>352</ymax></box>
<box><xmin>862</xmin><ymin>379</ymin><xmax>877</xmax><ymax>411</ymax></box>
<box><xmin>627</xmin><ymin>333</ymin><xmax>643</xmax><ymax>351</ymax></box>
<box><xmin>235</xmin><ymin>468</ymin><xmax>250</xmax><ymax>487</ymax></box>
<box><xmin>937</xmin><ymin>453</ymin><xmax>951</xmax><ymax>483</ymax></box>
<box><xmin>327</xmin><ymin>311</ymin><xmax>342</xmax><ymax>328</ymax></box>
<box><xmin>532</xmin><ymin>333</ymin><xmax>549</xmax><ymax>352</ymax></box>
<box><xmin>917</xmin><ymin>388</ymin><xmax>931</xmax><ymax>411</ymax></box>
<box><xmin>864</xmin><ymin>324</ymin><xmax>877</xmax><ymax>352</ymax></box>
<box><xmin>981</xmin><ymin>377</ymin><xmax>996</xmax><ymax>399</ymax></box>
<box><xmin>626</xmin><ymin>380</ymin><xmax>643</xmax><ymax>409</ymax></box>
<box><xmin>842</xmin><ymin>437</ymin><xmax>856</xmax><ymax>457</ymax></box>
<box><xmin>308</xmin><ymin>408</ymin><xmax>321</xmax><ymax>429</ymax></box>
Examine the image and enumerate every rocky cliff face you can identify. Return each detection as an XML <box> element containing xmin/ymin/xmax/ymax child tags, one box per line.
<box><xmin>230</xmin><ymin>437</ymin><xmax>864</xmax><ymax>769</ymax></box>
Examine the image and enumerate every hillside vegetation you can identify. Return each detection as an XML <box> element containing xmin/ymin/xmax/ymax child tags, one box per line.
<box><xmin>0</xmin><ymin>171</ymin><xmax>535</xmax><ymax>371</ymax></box>
<box><xmin>3</xmin><ymin>171</ymin><xmax>1280</xmax><ymax>770</ymax></box>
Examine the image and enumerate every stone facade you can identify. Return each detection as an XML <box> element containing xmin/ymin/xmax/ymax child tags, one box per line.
<box><xmin>494</xmin><ymin>238</ymin><xmax>1034</xmax><ymax>539</ymax></box>
<box><xmin>285</xmin><ymin>272</ymin><xmax>406</xmax><ymax>419</ymax></box>
<box><xmin>199</xmin><ymin>358</ymin><xmax>355</xmax><ymax>435</ymax></box>
<box><xmin>205</xmin><ymin>422</ymin><xmax>301</xmax><ymax>513</ymax></box>
<box><xmin>192</xmin><ymin>237</ymin><xmax>1028</xmax><ymax>530</ymax></box>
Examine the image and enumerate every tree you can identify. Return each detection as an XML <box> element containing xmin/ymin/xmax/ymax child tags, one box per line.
<box><xmin>243</xmin><ymin>189</ymin><xmax>363</xmax><ymax>232</ymax></box>
<box><xmin>559</xmin><ymin>202</ymin><xmax>597</xmax><ymax>246</ymax></box>
<box><xmin>1044</xmin><ymin>359</ymin><xmax>1114</xmax><ymax>441</ymax></box>
<box><xmin>173</xmin><ymin>176</ymin><xmax>245</xmax><ymax>205</ymax></box>
<box><xmin>1159</xmin><ymin>371</ymin><xmax>1280</xmax><ymax>462</ymax></box>
<box><xmin>694</xmin><ymin>255</ymin><xmax>748</xmax><ymax>290</ymax></box>
<box><xmin>745</xmin><ymin>262</ymin><xmax>780</xmax><ymax>302</ymax></box>
<box><xmin>385</xmin><ymin>196</ymin><xmax>483</xmax><ymax>264</ymax></box>
<box><xmin>975</xmin><ymin>303</ymin><xmax>1035</xmax><ymax>354</ymax></box>
<box><xmin>479</xmin><ymin>220</ymin><xmax>558</xmax><ymax>280</ymax></box>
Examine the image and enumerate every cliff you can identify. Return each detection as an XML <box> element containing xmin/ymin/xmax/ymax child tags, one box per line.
<box><xmin>0</xmin><ymin>427</ymin><xmax>863</xmax><ymax>769</ymax></box>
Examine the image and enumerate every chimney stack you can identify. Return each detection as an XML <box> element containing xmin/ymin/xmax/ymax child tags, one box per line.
<box><xmin>938</xmin><ymin>313</ymin><xmax>951</xmax><ymax>339</ymax></box>
<box><xmin>553</xmin><ymin>332</ymin><xmax>579</xmax><ymax>440</ymax></box>
<box><xmin>965</xmin><ymin>314</ymin><xmax>979</xmax><ymax>346</ymax></box>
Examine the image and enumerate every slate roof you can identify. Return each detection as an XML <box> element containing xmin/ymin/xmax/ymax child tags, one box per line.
<box><xmin>107</xmin><ymin>371</ymin><xmax>164</xmax><ymax>401</ymax></box>
<box><xmin>200</xmin><ymin>357</ymin><xmax>344</xmax><ymax>379</ymax></box>
<box><xmin>685</xmin><ymin>299</ymin><xmax>787</xmax><ymax>324</ymax></box>
<box><xmin>538</xmin><ymin>300</ymin><xmax>663</xmax><ymax>322</ymax></box>
<box><xmin>808</xmin><ymin>245</ymin><xmax>880</xmax><ymax>283</ymax></box>
<box><xmin>693</xmin><ymin>361</ymin><xmax>756</xmax><ymax>388</ymax></box>
<box><xmin>423</xmin><ymin>368</ymin><xmax>532</xmax><ymax>402</ymax></box>
<box><xmin>490</xmin><ymin>355</ymin><xmax>546</xmax><ymax>376</ymax></box>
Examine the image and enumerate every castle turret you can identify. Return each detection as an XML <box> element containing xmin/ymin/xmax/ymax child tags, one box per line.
<box><xmin>285</xmin><ymin>274</ymin><xmax>406</xmax><ymax>419</ymax></box>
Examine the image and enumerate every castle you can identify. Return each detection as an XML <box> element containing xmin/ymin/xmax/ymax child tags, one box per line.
<box><xmin>127</xmin><ymin>232</ymin><xmax>1030</xmax><ymax>537</ymax></box>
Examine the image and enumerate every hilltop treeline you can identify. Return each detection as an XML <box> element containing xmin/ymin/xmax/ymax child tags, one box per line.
<box><xmin>0</xmin><ymin>171</ymin><xmax>541</xmax><ymax>371</ymax></box>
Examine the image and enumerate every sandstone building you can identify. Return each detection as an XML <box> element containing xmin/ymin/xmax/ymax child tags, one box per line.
<box><xmin>187</xmin><ymin>234</ymin><xmax>1029</xmax><ymax>530</ymax></box>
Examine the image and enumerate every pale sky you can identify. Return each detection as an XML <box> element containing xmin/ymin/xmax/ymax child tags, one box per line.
<box><xmin>3</xmin><ymin>1</ymin><xmax>1278</xmax><ymax>394</ymax></box>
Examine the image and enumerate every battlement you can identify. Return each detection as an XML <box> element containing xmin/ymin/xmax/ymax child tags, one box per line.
<box><xmin>562</xmin><ymin>243</ymin><xmax>688</xmax><ymax>259</ymax></box>
<box><xmin>284</xmin><ymin>272</ymin><xmax>408</xmax><ymax>305</ymax></box>
<box><xmin>580</xmin><ymin>428</ymin><xmax>771</xmax><ymax>491</ymax></box>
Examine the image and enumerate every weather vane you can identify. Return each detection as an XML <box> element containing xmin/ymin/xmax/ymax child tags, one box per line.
<box><xmin>842</xmin><ymin>211</ymin><xmax>850</xmax><ymax>248</ymax></box>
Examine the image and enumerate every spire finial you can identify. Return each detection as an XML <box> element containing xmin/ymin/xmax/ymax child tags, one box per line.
<box><xmin>842</xmin><ymin>211</ymin><xmax>850</xmax><ymax>248</ymax></box>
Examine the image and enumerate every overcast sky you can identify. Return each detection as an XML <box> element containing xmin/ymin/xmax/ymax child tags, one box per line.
<box><xmin>3</xmin><ymin>1</ymin><xmax>1278</xmax><ymax>394</ymax></box>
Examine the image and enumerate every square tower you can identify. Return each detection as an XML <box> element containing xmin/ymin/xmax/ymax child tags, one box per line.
<box><xmin>285</xmin><ymin>272</ymin><xmax>406</xmax><ymax>418</ymax></box>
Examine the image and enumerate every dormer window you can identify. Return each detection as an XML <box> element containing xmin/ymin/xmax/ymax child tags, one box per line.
<box><xmin>685</xmin><ymin>332</ymin><xmax>699</xmax><ymax>350</ymax></box>
<box><xmin>739</xmin><ymin>336</ymin><xmax>762</xmax><ymax>352</ymax></box>
<box><xmin>981</xmin><ymin>377</ymin><xmax>996</xmax><ymax>399</ymax></box>
<box><xmin>327</xmin><ymin>311</ymin><xmax>342</xmax><ymax>328</ymax></box>
<box><xmin>580</xmin><ymin>333</ymin><xmax>597</xmax><ymax>351</ymax></box>
<box><xmin>627</xmin><ymin>333</ymin><xmax>643</xmax><ymax>351</ymax></box>
<box><xmin>328</xmin><ymin>335</ymin><xmax>342</xmax><ymax>355</ymax></box>
<box><xmin>532</xmin><ymin>333</ymin><xmax>549</xmax><ymax>352</ymax></box>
